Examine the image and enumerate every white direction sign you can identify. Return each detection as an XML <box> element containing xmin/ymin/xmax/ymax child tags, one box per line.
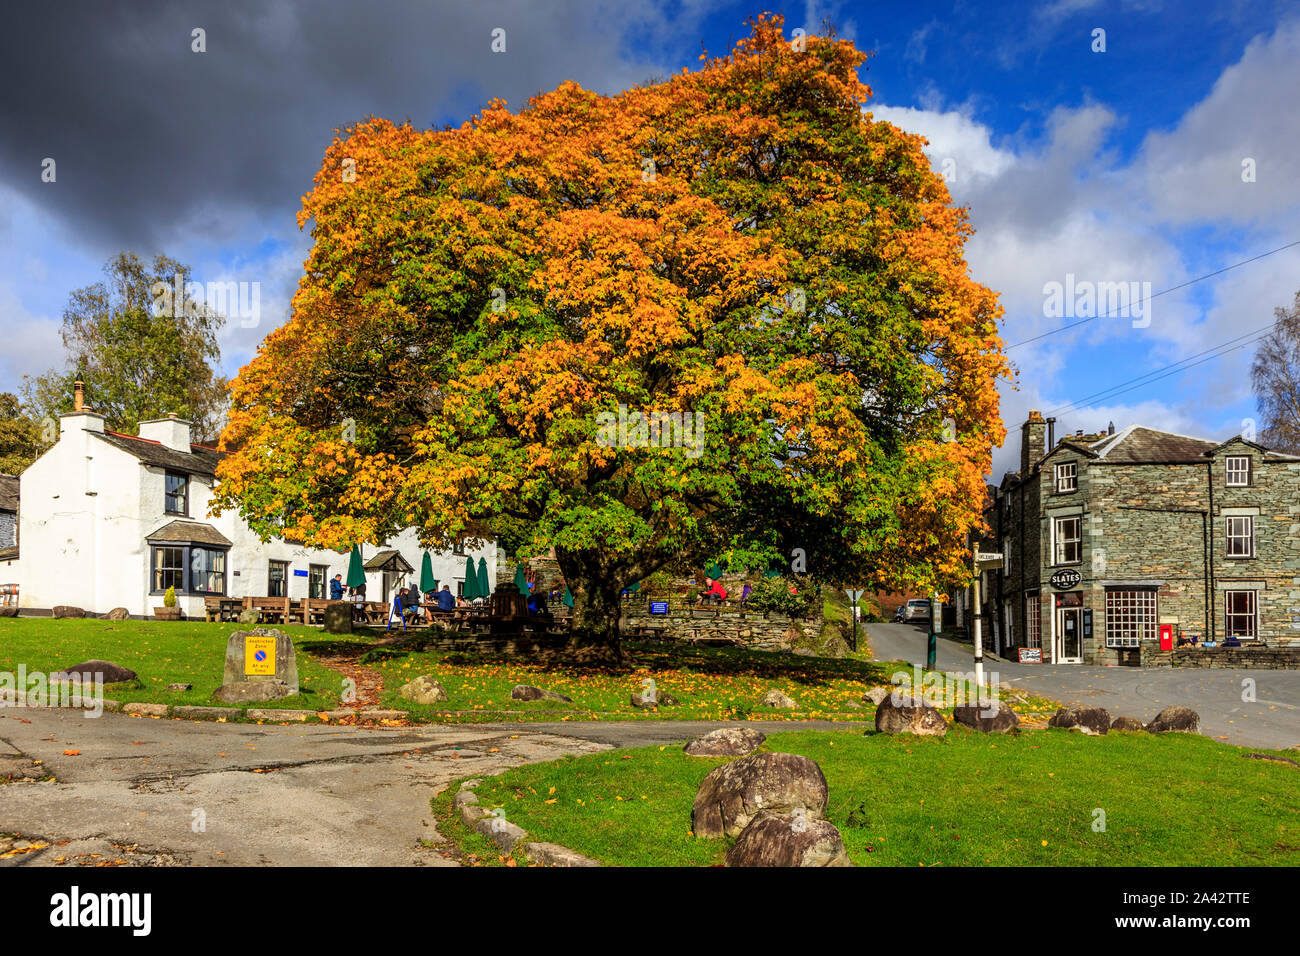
<box><xmin>975</xmin><ymin>552</ymin><xmax>1004</xmax><ymax>571</ymax></box>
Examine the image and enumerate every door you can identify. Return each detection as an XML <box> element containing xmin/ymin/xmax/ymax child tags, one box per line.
<box><xmin>1057</xmin><ymin>607</ymin><xmax>1083</xmax><ymax>663</ymax></box>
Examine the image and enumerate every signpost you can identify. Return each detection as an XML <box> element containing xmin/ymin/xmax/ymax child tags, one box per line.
<box><xmin>844</xmin><ymin>589</ymin><xmax>864</xmax><ymax>652</ymax></box>
<box><xmin>972</xmin><ymin>549</ymin><xmax>1004</xmax><ymax>692</ymax></box>
<box><xmin>928</xmin><ymin>592</ymin><xmax>940</xmax><ymax>669</ymax></box>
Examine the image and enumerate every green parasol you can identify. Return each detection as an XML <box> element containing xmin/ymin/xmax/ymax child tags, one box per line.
<box><xmin>462</xmin><ymin>556</ymin><xmax>479</xmax><ymax>600</ymax></box>
<box><xmin>705</xmin><ymin>562</ymin><xmax>724</xmax><ymax>579</ymax></box>
<box><xmin>419</xmin><ymin>552</ymin><xmax>436</xmax><ymax>594</ymax></box>
<box><xmin>513</xmin><ymin>564</ymin><xmax>528</xmax><ymax>595</ymax></box>
<box><xmin>477</xmin><ymin>557</ymin><xmax>491</xmax><ymax>598</ymax></box>
<box><xmin>562</xmin><ymin>587</ymin><xmax>574</xmax><ymax>608</ymax></box>
<box><xmin>346</xmin><ymin>545</ymin><xmax>366</xmax><ymax>589</ymax></box>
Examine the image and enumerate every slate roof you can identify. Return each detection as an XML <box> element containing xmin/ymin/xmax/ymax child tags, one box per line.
<box><xmin>364</xmin><ymin>549</ymin><xmax>413</xmax><ymax>572</ymax></box>
<box><xmin>1089</xmin><ymin>425</ymin><xmax>1218</xmax><ymax>463</ymax></box>
<box><xmin>145</xmin><ymin>520</ymin><xmax>233</xmax><ymax>548</ymax></box>
<box><xmin>0</xmin><ymin>474</ymin><xmax>18</xmax><ymax>512</ymax></box>
<box><xmin>94</xmin><ymin>431</ymin><xmax>224</xmax><ymax>477</ymax></box>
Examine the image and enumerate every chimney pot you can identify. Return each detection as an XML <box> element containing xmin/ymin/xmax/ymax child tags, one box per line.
<box><xmin>73</xmin><ymin>380</ymin><xmax>84</xmax><ymax>413</ymax></box>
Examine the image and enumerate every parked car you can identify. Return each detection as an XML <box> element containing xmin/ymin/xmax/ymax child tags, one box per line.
<box><xmin>900</xmin><ymin>598</ymin><xmax>931</xmax><ymax>624</ymax></box>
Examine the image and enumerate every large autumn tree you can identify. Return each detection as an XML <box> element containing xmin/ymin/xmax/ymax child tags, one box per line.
<box><xmin>215</xmin><ymin>17</ymin><xmax>1008</xmax><ymax>650</ymax></box>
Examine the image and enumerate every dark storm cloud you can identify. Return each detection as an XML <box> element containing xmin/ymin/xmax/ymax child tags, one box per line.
<box><xmin>0</xmin><ymin>0</ymin><xmax>702</xmax><ymax>254</ymax></box>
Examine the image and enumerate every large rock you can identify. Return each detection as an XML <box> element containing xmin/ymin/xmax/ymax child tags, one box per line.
<box><xmin>213</xmin><ymin>679</ymin><xmax>292</xmax><ymax>704</ymax></box>
<box><xmin>237</xmin><ymin>607</ymin><xmax>261</xmax><ymax>626</ymax></box>
<box><xmin>760</xmin><ymin>689</ymin><xmax>797</xmax><ymax>709</ymax></box>
<box><xmin>0</xmin><ymin>607</ymin><xmax>17</xmax><ymax>618</ymax></box>
<box><xmin>819</xmin><ymin>635</ymin><xmax>851</xmax><ymax>659</ymax></box>
<box><xmin>105</xmin><ymin>607</ymin><xmax>130</xmax><ymax>621</ymax></box>
<box><xmin>684</xmin><ymin>727</ymin><xmax>766</xmax><ymax>757</ymax></box>
<box><xmin>51</xmin><ymin>606</ymin><xmax>86</xmax><ymax>619</ymax></box>
<box><xmin>1110</xmin><ymin>715</ymin><xmax>1145</xmax><ymax>732</ymax></box>
<box><xmin>874</xmin><ymin>694</ymin><xmax>948</xmax><ymax>736</ymax></box>
<box><xmin>511</xmin><ymin>684</ymin><xmax>572</xmax><ymax>703</ymax></box>
<box><xmin>1048</xmin><ymin>706</ymin><xmax>1111</xmax><ymax>735</ymax></box>
<box><xmin>862</xmin><ymin>686</ymin><xmax>891</xmax><ymax>706</ymax></box>
<box><xmin>322</xmin><ymin>603</ymin><xmax>352</xmax><ymax>634</ymax></box>
<box><xmin>1146</xmin><ymin>705</ymin><xmax>1200</xmax><ymax>734</ymax></box>
<box><xmin>52</xmin><ymin>660</ymin><xmax>138</xmax><ymax>685</ymax></box>
<box><xmin>399</xmin><ymin>675</ymin><xmax>448</xmax><ymax>705</ymax></box>
<box><xmin>692</xmin><ymin>752</ymin><xmax>829</xmax><ymax>838</ymax></box>
<box><xmin>724</xmin><ymin>811</ymin><xmax>853</xmax><ymax>867</ymax></box>
<box><xmin>222</xmin><ymin>628</ymin><xmax>298</xmax><ymax>696</ymax></box>
<box><xmin>953</xmin><ymin>700</ymin><xmax>1019</xmax><ymax>733</ymax></box>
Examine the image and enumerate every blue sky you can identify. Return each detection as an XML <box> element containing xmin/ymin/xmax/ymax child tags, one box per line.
<box><xmin>1</xmin><ymin>0</ymin><xmax>1297</xmax><ymax>477</ymax></box>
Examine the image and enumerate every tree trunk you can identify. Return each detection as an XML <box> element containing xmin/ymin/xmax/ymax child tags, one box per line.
<box><xmin>555</xmin><ymin>548</ymin><xmax>624</xmax><ymax>657</ymax></box>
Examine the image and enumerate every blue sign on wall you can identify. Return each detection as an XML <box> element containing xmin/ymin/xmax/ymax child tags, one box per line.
<box><xmin>649</xmin><ymin>601</ymin><xmax>669</xmax><ymax>615</ymax></box>
<box><xmin>293</xmin><ymin>569</ymin><xmax>308</xmax><ymax>577</ymax></box>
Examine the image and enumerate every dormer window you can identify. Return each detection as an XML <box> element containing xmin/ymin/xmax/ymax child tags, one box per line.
<box><xmin>1225</xmin><ymin>456</ymin><xmax>1251</xmax><ymax>487</ymax></box>
<box><xmin>1054</xmin><ymin>462</ymin><xmax>1077</xmax><ymax>493</ymax></box>
<box><xmin>165</xmin><ymin>471</ymin><xmax>189</xmax><ymax>516</ymax></box>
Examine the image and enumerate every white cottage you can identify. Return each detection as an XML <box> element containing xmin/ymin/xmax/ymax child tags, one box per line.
<box><xmin>14</xmin><ymin>388</ymin><xmax>494</xmax><ymax>618</ymax></box>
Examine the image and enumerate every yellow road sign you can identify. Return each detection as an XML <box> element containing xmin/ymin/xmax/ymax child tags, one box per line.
<box><xmin>245</xmin><ymin>635</ymin><xmax>276</xmax><ymax>677</ymax></box>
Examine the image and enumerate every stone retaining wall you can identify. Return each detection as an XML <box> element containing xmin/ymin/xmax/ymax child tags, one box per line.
<box><xmin>624</xmin><ymin>596</ymin><xmax>820</xmax><ymax>651</ymax></box>
<box><xmin>1143</xmin><ymin>646</ymin><xmax>1300</xmax><ymax>669</ymax></box>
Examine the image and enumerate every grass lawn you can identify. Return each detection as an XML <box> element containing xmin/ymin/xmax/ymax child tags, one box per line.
<box><xmin>433</xmin><ymin>728</ymin><xmax>1300</xmax><ymax>866</ymax></box>
<box><xmin>0</xmin><ymin>617</ymin><xmax>370</xmax><ymax>712</ymax></box>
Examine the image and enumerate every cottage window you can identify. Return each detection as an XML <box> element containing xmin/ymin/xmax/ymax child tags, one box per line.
<box><xmin>268</xmin><ymin>560</ymin><xmax>290</xmax><ymax>598</ymax></box>
<box><xmin>452</xmin><ymin>541</ymin><xmax>466</xmax><ymax>556</ymax></box>
<box><xmin>189</xmin><ymin>548</ymin><xmax>226</xmax><ymax>594</ymax></box>
<box><xmin>164</xmin><ymin>472</ymin><xmax>189</xmax><ymax>516</ymax></box>
<box><xmin>1052</xmin><ymin>516</ymin><xmax>1081</xmax><ymax>565</ymax></box>
<box><xmin>1054</xmin><ymin>462</ymin><xmax>1077</xmax><ymax>493</ymax></box>
<box><xmin>153</xmin><ymin>546</ymin><xmax>184</xmax><ymax>593</ymax></box>
<box><xmin>1105</xmin><ymin>589</ymin><xmax>1157</xmax><ymax>648</ymax></box>
<box><xmin>1224</xmin><ymin>590</ymin><xmax>1257</xmax><ymax>639</ymax></box>
<box><xmin>1225</xmin><ymin>515</ymin><xmax>1255</xmax><ymax>558</ymax></box>
<box><xmin>1225</xmin><ymin>456</ymin><xmax>1251</xmax><ymax>487</ymax></box>
<box><xmin>309</xmin><ymin>564</ymin><xmax>327</xmax><ymax>600</ymax></box>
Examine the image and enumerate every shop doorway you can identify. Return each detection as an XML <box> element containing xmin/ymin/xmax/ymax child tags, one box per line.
<box><xmin>1055</xmin><ymin>595</ymin><xmax>1083</xmax><ymax>663</ymax></box>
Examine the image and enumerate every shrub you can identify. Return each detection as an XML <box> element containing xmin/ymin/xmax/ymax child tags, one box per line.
<box><xmin>746</xmin><ymin>575</ymin><xmax>818</xmax><ymax>618</ymax></box>
<box><xmin>163</xmin><ymin>586</ymin><xmax>177</xmax><ymax>608</ymax></box>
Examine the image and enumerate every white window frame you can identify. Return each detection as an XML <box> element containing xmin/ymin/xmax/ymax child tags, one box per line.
<box><xmin>1054</xmin><ymin>461</ymin><xmax>1078</xmax><ymax>493</ymax></box>
<box><xmin>1052</xmin><ymin>515</ymin><xmax>1082</xmax><ymax>565</ymax></box>
<box><xmin>1025</xmin><ymin>594</ymin><xmax>1041</xmax><ymax>648</ymax></box>
<box><xmin>1105</xmin><ymin>589</ymin><xmax>1157</xmax><ymax>648</ymax></box>
<box><xmin>1225</xmin><ymin>515</ymin><xmax>1255</xmax><ymax>558</ymax></box>
<box><xmin>1224</xmin><ymin>590</ymin><xmax>1257</xmax><ymax>639</ymax></box>
<box><xmin>1225</xmin><ymin>456</ymin><xmax>1251</xmax><ymax>487</ymax></box>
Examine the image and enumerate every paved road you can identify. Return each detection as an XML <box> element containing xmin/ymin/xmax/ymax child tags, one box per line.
<box><xmin>868</xmin><ymin>622</ymin><xmax>1300</xmax><ymax>750</ymax></box>
<box><xmin>0</xmin><ymin>708</ymin><xmax>868</xmax><ymax>866</ymax></box>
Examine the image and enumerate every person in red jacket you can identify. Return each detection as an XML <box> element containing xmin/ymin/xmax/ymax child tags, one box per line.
<box><xmin>702</xmin><ymin>578</ymin><xmax>728</xmax><ymax>604</ymax></box>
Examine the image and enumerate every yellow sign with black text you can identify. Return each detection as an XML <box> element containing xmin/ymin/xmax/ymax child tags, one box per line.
<box><xmin>244</xmin><ymin>635</ymin><xmax>276</xmax><ymax>676</ymax></box>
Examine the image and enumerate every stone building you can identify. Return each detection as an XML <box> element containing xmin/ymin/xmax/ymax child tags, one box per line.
<box><xmin>975</xmin><ymin>410</ymin><xmax>1300</xmax><ymax>665</ymax></box>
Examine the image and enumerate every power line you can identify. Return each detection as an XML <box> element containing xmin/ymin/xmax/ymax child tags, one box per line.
<box><xmin>1006</xmin><ymin>238</ymin><xmax>1300</xmax><ymax>351</ymax></box>
<box><xmin>1048</xmin><ymin>320</ymin><xmax>1279</xmax><ymax>415</ymax></box>
<box><xmin>1049</xmin><ymin>328</ymin><xmax>1275</xmax><ymax>417</ymax></box>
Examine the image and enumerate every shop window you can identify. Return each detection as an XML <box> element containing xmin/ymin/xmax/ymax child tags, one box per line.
<box><xmin>1105</xmin><ymin>589</ymin><xmax>1156</xmax><ymax>648</ymax></box>
<box><xmin>1025</xmin><ymin>595</ymin><xmax>1041</xmax><ymax>648</ymax></box>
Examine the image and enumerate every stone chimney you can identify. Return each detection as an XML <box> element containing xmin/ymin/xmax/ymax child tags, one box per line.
<box><xmin>138</xmin><ymin>413</ymin><xmax>192</xmax><ymax>452</ymax></box>
<box><xmin>1021</xmin><ymin>410</ymin><xmax>1047</xmax><ymax>475</ymax></box>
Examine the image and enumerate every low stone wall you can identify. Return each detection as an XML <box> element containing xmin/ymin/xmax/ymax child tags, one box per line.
<box><xmin>624</xmin><ymin>596</ymin><xmax>820</xmax><ymax>651</ymax></box>
<box><xmin>1144</xmin><ymin>646</ymin><xmax>1300</xmax><ymax>669</ymax></box>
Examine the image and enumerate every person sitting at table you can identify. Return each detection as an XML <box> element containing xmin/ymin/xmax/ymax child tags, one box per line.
<box><xmin>401</xmin><ymin>585</ymin><xmax>423</xmax><ymax>622</ymax></box>
<box><xmin>435</xmin><ymin>584</ymin><xmax>456</xmax><ymax>612</ymax></box>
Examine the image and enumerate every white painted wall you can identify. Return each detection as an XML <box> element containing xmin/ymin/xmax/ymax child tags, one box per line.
<box><xmin>17</xmin><ymin>412</ymin><xmax>497</xmax><ymax>617</ymax></box>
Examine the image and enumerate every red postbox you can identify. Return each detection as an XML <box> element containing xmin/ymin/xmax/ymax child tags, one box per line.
<box><xmin>1159</xmin><ymin>624</ymin><xmax>1173</xmax><ymax>651</ymax></box>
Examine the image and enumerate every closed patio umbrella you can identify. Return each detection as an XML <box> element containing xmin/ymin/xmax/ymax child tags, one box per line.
<box><xmin>420</xmin><ymin>552</ymin><xmax>436</xmax><ymax>594</ymax></box>
<box><xmin>705</xmin><ymin>562</ymin><xmax>724</xmax><ymax>579</ymax></box>
<box><xmin>346</xmin><ymin>545</ymin><xmax>366</xmax><ymax>589</ymax></box>
<box><xmin>477</xmin><ymin>557</ymin><xmax>491</xmax><ymax>598</ymax></box>
<box><xmin>462</xmin><ymin>556</ymin><xmax>479</xmax><ymax>600</ymax></box>
<box><xmin>513</xmin><ymin>564</ymin><xmax>528</xmax><ymax>596</ymax></box>
<box><xmin>562</xmin><ymin>587</ymin><xmax>574</xmax><ymax>608</ymax></box>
